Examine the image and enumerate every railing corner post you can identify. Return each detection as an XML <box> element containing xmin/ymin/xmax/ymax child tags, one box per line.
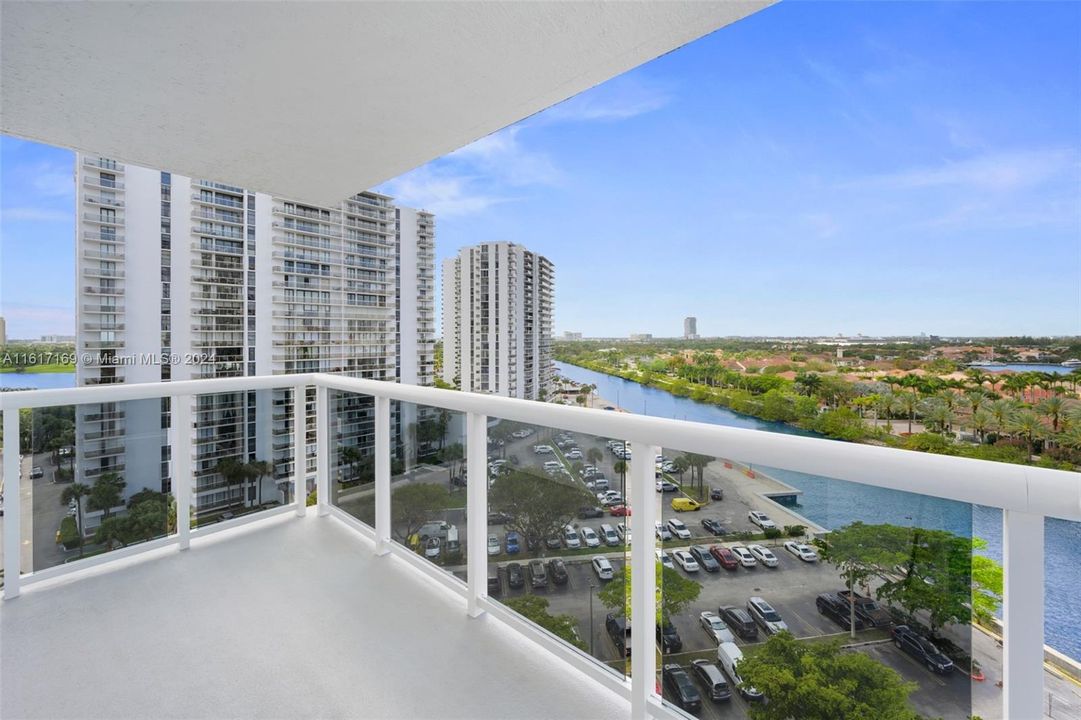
<box><xmin>293</xmin><ymin>384</ymin><xmax>308</xmax><ymax>518</ymax></box>
<box><xmin>316</xmin><ymin>384</ymin><xmax>330</xmax><ymax>518</ymax></box>
<box><xmin>3</xmin><ymin>407</ymin><xmax>22</xmax><ymax>598</ymax></box>
<box><xmin>170</xmin><ymin>395</ymin><xmax>192</xmax><ymax>551</ymax></box>
<box><xmin>466</xmin><ymin>412</ymin><xmax>488</xmax><ymax>618</ymax></box>
<box><xmin>374</xmin><ymin>395</ymin><xmax>391</xmax><ymax>555</ymax></box>
<box><xmin>629</xmin><ymin>440</ymin><xmax>657</xmax><ymax>719</ymax></box>
<box><xmin>1003</xmin><ymin>509</ymin><xmax>1044</xmax><ymax>720</ymax></box>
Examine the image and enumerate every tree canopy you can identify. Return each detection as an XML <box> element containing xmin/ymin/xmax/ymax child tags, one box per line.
<box><xmin>503</xmin><ymin>595</ymin><xmax>584</xmax><ymax>650</ymax></box>
<box><xmin>597</xmin><ymin>561</ymin><xmax>701</xmax><ymax>623</ymax></box>
<box><xmin>488</xmin><ymin>470</ymin><xmax>592</xmax><ymax>552</ymax></box>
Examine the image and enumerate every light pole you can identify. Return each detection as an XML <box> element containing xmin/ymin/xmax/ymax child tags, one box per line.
<box><xmin>589</xmin><ymin>582</ymin><xmax>596</xmax><ymax>657</ymax></box>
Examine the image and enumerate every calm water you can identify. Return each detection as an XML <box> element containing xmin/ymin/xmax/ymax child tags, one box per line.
<box><xmin>0</xmin><ymin>372</ymin><xmax>77</xmax><ymax>389</ymax></box>
<box><xmin>971</xmin><ymin>363</ymin><xmax>1076</xmax><ymax>374</ymax></box>
<box><xmin>558</xmin><ymin>362</ymin><xmax>1081</xmax><ymax>659</ymax></box>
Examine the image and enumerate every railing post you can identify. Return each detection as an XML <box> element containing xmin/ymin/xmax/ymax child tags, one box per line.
<box><xmin>1003</xmin><ymin>509</ymin><xmax>1044</xmax><ymax>720</ymax></box>
<box><xmin>629</xmin><ymin>440</ymin><xmax>657</xmax><ymax>720</ymax></box>
<box><xmin>170</xmin><ymin>395</ymin><xmax>192</xmax><ymax>551</ymax></box>
<box><xmin>374</xmin><ymin>395</ymin><xmax>391</xmax><ymax>555</ymax></box>
<box><xmin>466</xmin><ymin>412</ymin><xmax>488</xmax><ymax>618</ymax></box>
<box><xmin>293</xmin><ymin>384</ymin><xmax>307</xmax><ymax>517</ymax></box>
<box><xmin>315</xmin><ymin>384</ymin><xmax>329</xmax><ymax>517</ymax></box>
<box><xmin>3</xmin><ymin>408</ymin><xmax>22</xmax><ymax>599</ymax></box>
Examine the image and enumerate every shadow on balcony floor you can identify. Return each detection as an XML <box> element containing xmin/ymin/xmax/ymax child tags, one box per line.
<box><xmin>1</xmin><ymin>513</ymin><xmax>629</xmax><ymax>719</ymax></box>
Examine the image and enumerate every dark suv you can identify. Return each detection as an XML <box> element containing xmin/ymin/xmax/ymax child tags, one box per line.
<box><xmin>892</xmin><ymin>625</ymin><xmax>954</xmax><ymax>674</ymax></box>
<box><xmin>606</xmin><ymin>614</ymin><xmax>631</xmax><ymax>657</ymax></box>
<box><xmin>837</xmin><ymin>590</ymin><xmax>893</xmax><ymax>628</ymax></box>
<box><xmin>816</xmin><ymin>593</ymin><xmax>867</xmax><ymax>631</ymax></box>
<box><xmin>662</xmin><ymin>664</ymin><xmax>702</xmax><ymax>713</ymax></box>
<box><xmin>689</xmin><ymin>545</ymin><xmax>720</xmax><ymax>573</ymax></box>
<box><xmin>506</xmin><ymin>562</ymin><xmax>524</xmax><ymax>589</ymax></box>
<box><xmin>719</xmin><ymin>606</ymin><xmax>757</xmax><ymax>640</ymax></box>
<box><xmin>547</xmin><ymin>558</ymin><xmax>568</xmax><ymax>585</ymax></box>
<box><xmin>656</xmin><ymin>620</ymin><xmax>683</xmax><ymax>653</ymax></box>
<box><xmin>690</xmin><ymin>659</ymin><xmax>731</xmax><ymax>702</ymax></box>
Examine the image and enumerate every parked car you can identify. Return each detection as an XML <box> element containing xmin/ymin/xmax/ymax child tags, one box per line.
<box><xmin>837</xmin><ymin>590</ymin><xmax>893</xmax><ymax>628</ymax></box>
<box><xmin>30</xmin><ymin>466</ymin><xmax>44</xmax><ymax>479</ymax></box>
<box><xmin>600</xmin><ymin>523</ymin><xmax>620</xmax><ymax>547</ymax></box>
<box><xmin>609</xmin><ymin>504</ymin><xmax>632</xmax><ymax>517</ymax></box>
<box><xmin>748</xmin><ymin>510</ymin><xmax>777</xmax><ymax>530</ymax></box>
<box><xmin>487</xmin><ymin>565</ymin><xmax>502</xmax><ymax>596</ymax></box>
<box><xmin>606</xmin><ymin>613</ymin><xmax>631</xmax><ymax>657</ymax></box>
<box><xmin>424</xmin><ymin>537</ymin><xmax>441</xmax><ymax>559</ymax></box>
<box><xmin>616</xmin><ymin>522</ymin><xmax>631</xmax><ymax>544</ymax></box>
<box><xmin>667</xmin><ymin>518</ymin><xmax>691</xmax><ymax>540</ymax></box>
<box><xmin>655</xmin><ymin>521</ymin><xmax>672</xmax><ymax>541</ymax></box>
<box><xmin>656</xmin><ymin>549</ymin><xmax>674</xmax><ymax>569</ymax></box>
<box><xmin>592</xmin><ymin>476</ymin><xmax>610</xmax><ymax>492</ymax></box>
<box><xmin>579</xmin><ymin>526</ymin><xmax>601</xmax><ymax>548</ymax></box>
<box><xmin>487</xmin><ymin>534</ymin><xmax>501</xmax><ymax>555</ymax></box>
<box><xmin>545</xmin><ymin>535</ymin><xmax>562</xmax><ymax>550</ymax></box>
<box><xmin>656</xmin><ymin>620</ymin><xmax>683</xmax><ymax>653</ymax></box>
<box><xmin>892</xmin><ymin>625</ymin><xmax>955</xmax><ymax>675</ymax></box>
<box><xmin>506</xmin><ymin>562</ymin><xmax>524</xmax><ymax>589</ymax></box>
<box><xmin>718</xmin><ymin>606</ymin><xmax>758</xmax><ymax>640</ymax></box>
<box><xmin>709</xmin><ymin>545</ymin><xmax>739</xmax><ymax>570</ymax></box>
<box><xmin>565</xmin><ymin>449</ymin><xmax>583</xmax><ymax>460</ymax></box>
<box><xmin>547</xmin><ymin>558</ymin><xmax>569</xmax><ymax>585</ymax></box>
<box><xmin>709</xmin><ymin>486</ymin><xmax>724</xmax><ymax>501</ymax></box>
<box><xmin>598</xmin><ymin>491</ymin><xmax>623</xmax><ymax>506</ymax></box>
<box><xmin>747</xmin><ymin>596</ymin><xmax>788</xmax><ymax>635</ymax></box>
<box><xmin>533</xmin><ymin>444</ymin><xmax>553</xmax><ymax>454</ymax></box>
<box><xmin>701</xmin><ymin>518</ymin><xmax>726</xmax><ymax>536</ymax></box>
<box><xmin>747</xmin><ymin>544</ymin><xmax>779</xmax><ymax>568</ymax></box>
<box><xmin>662</xmin><ymin>664</ymin><xmax>702</xmax><ymax>713</ymax></box>
<box><xmin>656</xmin><ymin>480</ymin><xmax>678</xmax><ymax>493</ymax></box>
<box><xmin>563</xmin><ymin>525</ymin><xmax>581</xmax><ymax>549</ymax></box>
<box><xmin>487</xmin><ymin>511</ymin><xmax>512</xmax><ymax>525</ymax></box>
<box><xmin>690</xmin><ymin>659</ymin><xmax>732</xmax><ymax>702</ymax></box>
<box><xmin>671</xmin><ymin>497</ymin><xmax>703</xmax><ymax>512</ymax></box>
<box><xmin>672</xmin><ymin>549</ymin><xmax>700</xmax><ymax>572</ymax></box>
<box><xmin>730</xmin><ymin>545</ymin><xmax>757</xmax><ymax>568</ymax></box>
<box><xmin>699</xmin><ymin>611</ymin><xmax>735</xmax><ymax>644</ymax></box>
<box><xmin>505</xmin><ymin>531</ymin><xmax>521</xmax><ymax>554</ymax></box>
<box><xmin>592</xmin><ymin>556</ymin><xmax>614</xmax><ymax>580</ymax></box>
<box><xmin>689</xmin><ymin>545</ymin><xmax>720</xmax><ymax>572</ymax></box>
<box><xmin>816</xmin><ymin>593</ymin><xmax>867</xmax><ymax>631</ymax></box>
<box><xmin>783</xmin><ymin>540</ymin><xmax>819</xmax><ymax>562</ymax></box>
<box><xmin>579</xmin><ymin>505</ymin><xmax>604</xmax><ymax>519</ymax></box>
<box><xmin>717</xmin><ymin>642</ymin><xmax>763</xmax><ymax>701</ymax></box>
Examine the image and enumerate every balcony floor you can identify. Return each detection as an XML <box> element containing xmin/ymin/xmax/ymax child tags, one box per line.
<box><xmin>1</xmin><ymin>513</ymin><xmax>629</xmax><ymax>720</ymax></box>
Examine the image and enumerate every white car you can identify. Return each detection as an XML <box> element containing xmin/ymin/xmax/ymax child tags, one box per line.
<box><xmin>730</xmin><ymin>545</ymin><xmax>757</xmax><ymax>568</ymax></box>
<box><xmin>748</xmin><ymin>511</ymin><xmax>777</xmax><ymax>530</ymax></box>
<box><xmin>699</xmin><ymin>611</ymin><xmax>736</xmax><ymax>644</ymax></box>
<box><xmin>784</xmin><ymin>541</ymin><xmax>819</xmax><ymax>562</ymax></box>
<box><xmin>672</xmin><ymin>549</ymin><xmax>700</xmax><ymax>572</ymax></box>
<box><xmin>616</xmin><ymin>522</ymin><xmax>631</xmax><ymax>544</ymax></box>
<box><xmin>533</xmin><ymin>444</ymin><xmax>553</xmax><ymax>455</ymax></box>
<box><xmin>487</xmin><ymin>535</ymin><xmax>500</xmax><ymax>555</ymax></box>
<box><xmin>563</xmin><ymin>525</ymin><xmax>582</xmax><ymax>549</ymax></box>
<box><xmin>580</xmin><ymin>526</ymin><xmax>601</xmax><ymax>548</ymax></box>
<box><xmin>655</xmin><ymin>521</ymin><xmax>672</xmax><ymax>541</ymax></box>
<box><xmin>656</xmin><ymin>549</ymin><xmax>674</xmax><ymax>569</ymax></box>
<box><xmin>747</xmin><ymin>544</ymin><xmax>779</xmax><ymax>568</ymax></box>
<box><xmin>667</xmin><ymin>518</ymin><xmax>691</xmax><ymax>540</ymax></box>
<box><xmin>599</xmin><ymin>492</ymin><xmax>623</xmax><ymax>507</ymax></box>
<box><xmin>592</xmin><ymin>556</ymin><xmax>614</xmax><ymax>580</ymax></box>
<box><xmin>511</xmin><ymin>429</ymin><xmax>530</xmax><ymax>439</ymax></box>
<box><xmin>543</xmin><ymin>460</ymin><xmax>562</xmax><ymax>471</ymax></box>
<box><xmin>565</xmin><ymin>449</ymin><xmax>583</xmax><ymax>460</ymax></box>
<box><xmin>424</xmin><ymin>537</ymin><xmax>441</xmax><ymax>559</ymax></box>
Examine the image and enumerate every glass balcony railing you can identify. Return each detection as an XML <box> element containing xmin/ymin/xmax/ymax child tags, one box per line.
<box><xmin>1</xmin><ymin>373</ymin><xmax>1077</xmax><ymax>720</ymax></box>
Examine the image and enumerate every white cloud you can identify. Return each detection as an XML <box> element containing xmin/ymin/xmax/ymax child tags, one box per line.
<box><xmin>544</xmin><ymin>75</ymin><xmax>672</xmax><ymax>122</ymax></box>
<box><xmin>449</xmin><ymin>126</ymin><xmax>561</xmax><ymax>187</ymax></box>
<box><xmin>858</xmin><ymin>148</ymin><xmax>1079</xmax><ymax>193</ymax></box>
<box><xmin>382</xmin><ymin>167</ymin><xmax>510</xmax><ymax>218</ymax></box>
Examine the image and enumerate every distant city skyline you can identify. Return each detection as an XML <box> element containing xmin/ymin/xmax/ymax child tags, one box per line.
<box><xmin>3</xmin><ymin>1</ymin><xmax>1080</xmax><ymax>339</ymax></box>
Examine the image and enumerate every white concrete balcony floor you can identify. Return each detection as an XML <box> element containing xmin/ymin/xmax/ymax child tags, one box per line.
<box><xmin>0</xmin><ymin>513</ymin><xmax>629</xmax><ymax>720</ymax></box>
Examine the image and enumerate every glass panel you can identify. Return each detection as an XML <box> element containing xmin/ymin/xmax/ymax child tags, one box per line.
<box><xmin>17</xmin><ymin>400</ymin><xmax>174</xmax><ymax>573</ymax></box>
<box><xmin>328</xmin><ymin>389</ymin><xmax>375</xmax><ymax>526</ymax></box>
<box><xmin>486</xmin><ymin>417</ymin><xmax>630</xmax><ymax>680</ymax></box>
<box><xmin>390</xmin><ymin>401</ymin><xmax>467</xmax><ymax>582</ymax></box>
<box><xmin>189</xmin><ymin>388</ymin><xmax>289</xmax><ymax>527</ymax></box>
<box><xmin>1043</xmin><ymin>517</ymin><xmax>1081</xmax><ymax>720</ymax></box>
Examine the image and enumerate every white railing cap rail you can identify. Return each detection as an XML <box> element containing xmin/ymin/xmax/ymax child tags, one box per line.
<box><xmin>3</xmin><ymin>371</ymin><xmax>1079</xmax><ymax>522</ymax></box>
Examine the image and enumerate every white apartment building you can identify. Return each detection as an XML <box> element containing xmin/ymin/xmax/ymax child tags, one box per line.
<box><xmin>442</xmin><ymin>242</ymin><xmax>553</xmax><ymax>400</ymax></box>
<box><xmin>75</xmin><ymin>154</ymin><xmax>434</xmax><ymax>515</ymax></box>
<box><xmin>683</xmin><ymin>316</ymin><xmax>697</xmax><ymax>339</ymax></box>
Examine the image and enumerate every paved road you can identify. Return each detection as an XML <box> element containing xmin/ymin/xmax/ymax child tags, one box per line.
<box><xmin>0</xmin><ymin>450</ymin><xmax>72</xmax><ymax>577</ymax></box>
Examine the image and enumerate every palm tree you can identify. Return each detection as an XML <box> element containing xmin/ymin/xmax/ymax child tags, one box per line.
<box><xmin>60</xmin><ymin>483</ymin><xmax>91</xmax><ymax>557</ymax></box>
<box><xmin>216</xmin><ymin>457</ymin><xmax>246</xmax><ymax>509</ymax></box>
<box><xmin>613</xmin><ymin>460</ymin><xmax>628</xmax><ymax>498</ymax></box>
<box><xmin>1008</xmin><ymin>411</ymin><xmax>1045</xmax><ymax>460</ymax></box>
<box><xmin>964</xmin><ymin>368</ymin><xmax>991</xmax><ymax>391</ymax></box>
<box><xmin>586</xmin><ymin>447</ymin><xmax>603</xmax><ymax>468</ymax></box>
<box><xmin>964</xmin><ymin>391</ymin><xmax>987</xmax><ymax>417</ymax></box>
<box><xmin>920</xmin><ymin>400</ymin><xmax>955</xmax><ymax>436</ymax></box>
<box><xmin>898</xmin><ymin>392</ymin><xmax>920</xmax><ymax>434</ymax></box>
<box><xmin>88</xmin><ymin>472</ymin><xmax>126</xmax><ymax>522</ymax></box>
<box><xmin>1001</xmin><ymin>374</ymin><xmax>1028</xmax><ymax>401</ymax></box>
<box><xmin>874</xmin><ymin>393</ymin><xmax>896</xmax><ymax>434</ymax></box>
<box><xmin>988</xmin><ymin>399</ymin><xmax>1017</xmax><ymax>436</ymax></box>
<box><xmin>971</xmin><ymin>409</ymin><xmax>994</xmax><ymax>443</ymax></box>
<box><xmin>1037</xmin><ymin>396</ymin><xmax>1066</xmax><ymax>433</ymax></box>
<box><xmin>248</xmin><ymin>460</ymin><xmax>274</xmax><ymax>506</ymax></box>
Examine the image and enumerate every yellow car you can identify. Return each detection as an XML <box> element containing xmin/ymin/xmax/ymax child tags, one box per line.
<box><xmin>671</xmin><ymin>497</ymin><xmax>703</xmax><ymax>512</ymax></box>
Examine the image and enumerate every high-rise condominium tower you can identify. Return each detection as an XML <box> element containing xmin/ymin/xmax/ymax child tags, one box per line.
<box><xmin>74</xmin><ymin>154</ymin><xmax>434</xmax><ymax>517</ymax></box>
<box><xmin>442</xmin><ymin>242</ymin><xmax>553</xmax><ymax>400</ymax></box>
<box><xmin>683</xmin><ymin>316</ymin><xmax>697</xmax><ymax>340</ymax></box>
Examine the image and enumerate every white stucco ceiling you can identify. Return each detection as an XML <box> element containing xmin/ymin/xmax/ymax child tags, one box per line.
<box><xmin>1</xmin><ymin>1</ymin><xmax>770</xmax><ymax>205</ymax></box>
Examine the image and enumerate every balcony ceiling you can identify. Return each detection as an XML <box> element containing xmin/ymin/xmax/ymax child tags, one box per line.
<box><xmin>0</xmin><ymin>1</ymin><xmax>770</xmax><ymax>205</ymax></box>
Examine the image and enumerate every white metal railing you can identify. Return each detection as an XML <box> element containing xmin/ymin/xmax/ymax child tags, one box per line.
<box><xmin>2</xmin><ymin>373</ymin><xmax>1079</xmax><ymax>720</ymax></box>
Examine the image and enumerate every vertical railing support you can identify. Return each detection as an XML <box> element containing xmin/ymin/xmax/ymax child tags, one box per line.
<box><xmin>374</xmin><ymin>395</ymin><xmax>391</xmax><ymax>555</ymax></box>
<box><xmin>170</xmin><ymin>395</ymin><xmax>192</xmax><ymax>551</ymax></box>
<box><xmin>3</xmin><ymin>408</ymin><xmax>22</xmax><ymax>599</ymax></box>
<box><xmin>293</xmin><ymin>385</ymin><xmax>307</xmax><ymax>517</ymax></box>
<box><xmin>629</xmin><ymin>440</ymin><xmax>657</xmax><ymax>720</ymax></box>
<box><xmin>1003</xmin><ymin>510</ymin><xmax>1044</xmax><ymax>720</ymax></box>
<box><xmin>316</xmin><ymin>384</ymin><xmax>329</xmax><ymax>517</ymax></box>
<box><xmin>466</xmin><ymin>412</ymin><xmax>488</xmax><ymax>618</ymax></box>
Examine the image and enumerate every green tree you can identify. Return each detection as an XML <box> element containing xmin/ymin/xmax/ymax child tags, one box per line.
<box><xmin>737</xmin><ymin>633</ymin><xmax>919</xmax><ymax>720</ymax></box>
<box><xmin>598</xmin><ymin>561</ymin><xmax>702</xmax><ymax>623</ymax></box>
<box><xmin>248</xmin><ymin>460</ymin><xmax>274</xmax><ymax>506</ymax></box>
<box><xmin>488</xmin><ymin>470</ymin><xmax>591</xmax><ymax>552</ymax></box>
<box><xmin>970</xmin><ymin>409</ymin><xmax>994</xmax><ymax>443</ymax></box>
<box><xmin>586</xmin><ymin>447</ymin><xmax>604</xmax><ymax>468</ymax></box>
<box><xmin>87</xmin><ymin>472</ymin><xmax>126</xmax><ymax>521</ymax></box>
<box><xmin>971</xmin><ymin>538</ymin><xmax>1003</xmax><ymax>623</ymax></box>
<box><xmin>1007</xmin><ymin>410</ymin><xmax>1045</xmax><ymax>459</ymax></box>
<box><xmin>613</xmin><ymin>459</ymin><xmax>628</xmax><ymax>497</ymax></box>
<box><xmin>390</xmin><ymin>483</ymin><xmax>451</xmax><ymax>542</ymax></box>
<box><xmin>898</xmin><ymin>391</ymin><xmax>920</xmax><ymax>435</ymax></box>
<box><xmin>60</xmin><ymin>482</ymin><xmax>91</xmax><ymax>557</ymax></box>
<box><xmin>1037</xmin><ymin>395</ymin><xmax>1066</xmax><ymax>433</ymax></box>
<box><xmin>503</xmin><ymin>595</ymin><xmax>585</xmax><ymax>650</ymax></box>
<box><xmin>215</xmin><ymin>457</ymin><xmax>247</xmax><ymax>508</ymax></box>
<box><xmin>877</xmin><ymin>527</ymin><xmax>973</xmax><ymax>633</ymax></box>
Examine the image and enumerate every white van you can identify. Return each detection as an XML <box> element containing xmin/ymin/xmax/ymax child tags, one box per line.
<box><xmin>599</xmin><ymin>523</ymin><xmax>620</xmax><ymax>547</ymax></box>
<box><xmin>717</xmin><ymin>642</ymin><xmax>763</xmax><ymax>701</ymax></box>
<box><xmin>593</xmin><ymin>476</ymin><xmax>610</xmax><ymax>492</ymax></box>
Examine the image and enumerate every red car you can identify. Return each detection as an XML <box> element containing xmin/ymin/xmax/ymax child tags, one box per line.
<box><xmin>609</xmin><ymin>504</ymin><xmax>632</xmax><ymax>517</ymax></box>
<box><xmin>709</xmin><ymin>545</ymin><xmax>739</xmax><ymax>570</ymax></box>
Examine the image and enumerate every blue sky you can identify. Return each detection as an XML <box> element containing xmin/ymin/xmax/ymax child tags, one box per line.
<box><xmin>3</xmin><ymin>1</ymin><xmax>1080</xmax><ymax>340</ymax></box>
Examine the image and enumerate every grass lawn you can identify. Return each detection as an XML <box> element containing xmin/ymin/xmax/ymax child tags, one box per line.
<box><xmin>1</xmin><ymin>363</ymin><xmax>75</xmax><ymax>373</ymax></box>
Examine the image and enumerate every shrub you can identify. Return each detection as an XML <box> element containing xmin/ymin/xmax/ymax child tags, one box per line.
<box><xmin>763</xmin><ymin>527</ymin><xmax>782</xmax><ymax>540</ymax></box>
<box><xmin>59</xmin><ymin>516</ymin><xmax>81</xmax><ymax>549</ymax></box>
<box><xmin>306</xmin><ymin>489</ymin><xmax>317</xmax><ymax>507</ymax></box>
<box><xmin>784</xmin><ymin>524</ymin><xmax>806</xmax><ymax>537</ymax></box>
<box><xmin>734</xmin><ymin>530</ymin><xmax>755</xmax><ymax>541</ymax></box>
